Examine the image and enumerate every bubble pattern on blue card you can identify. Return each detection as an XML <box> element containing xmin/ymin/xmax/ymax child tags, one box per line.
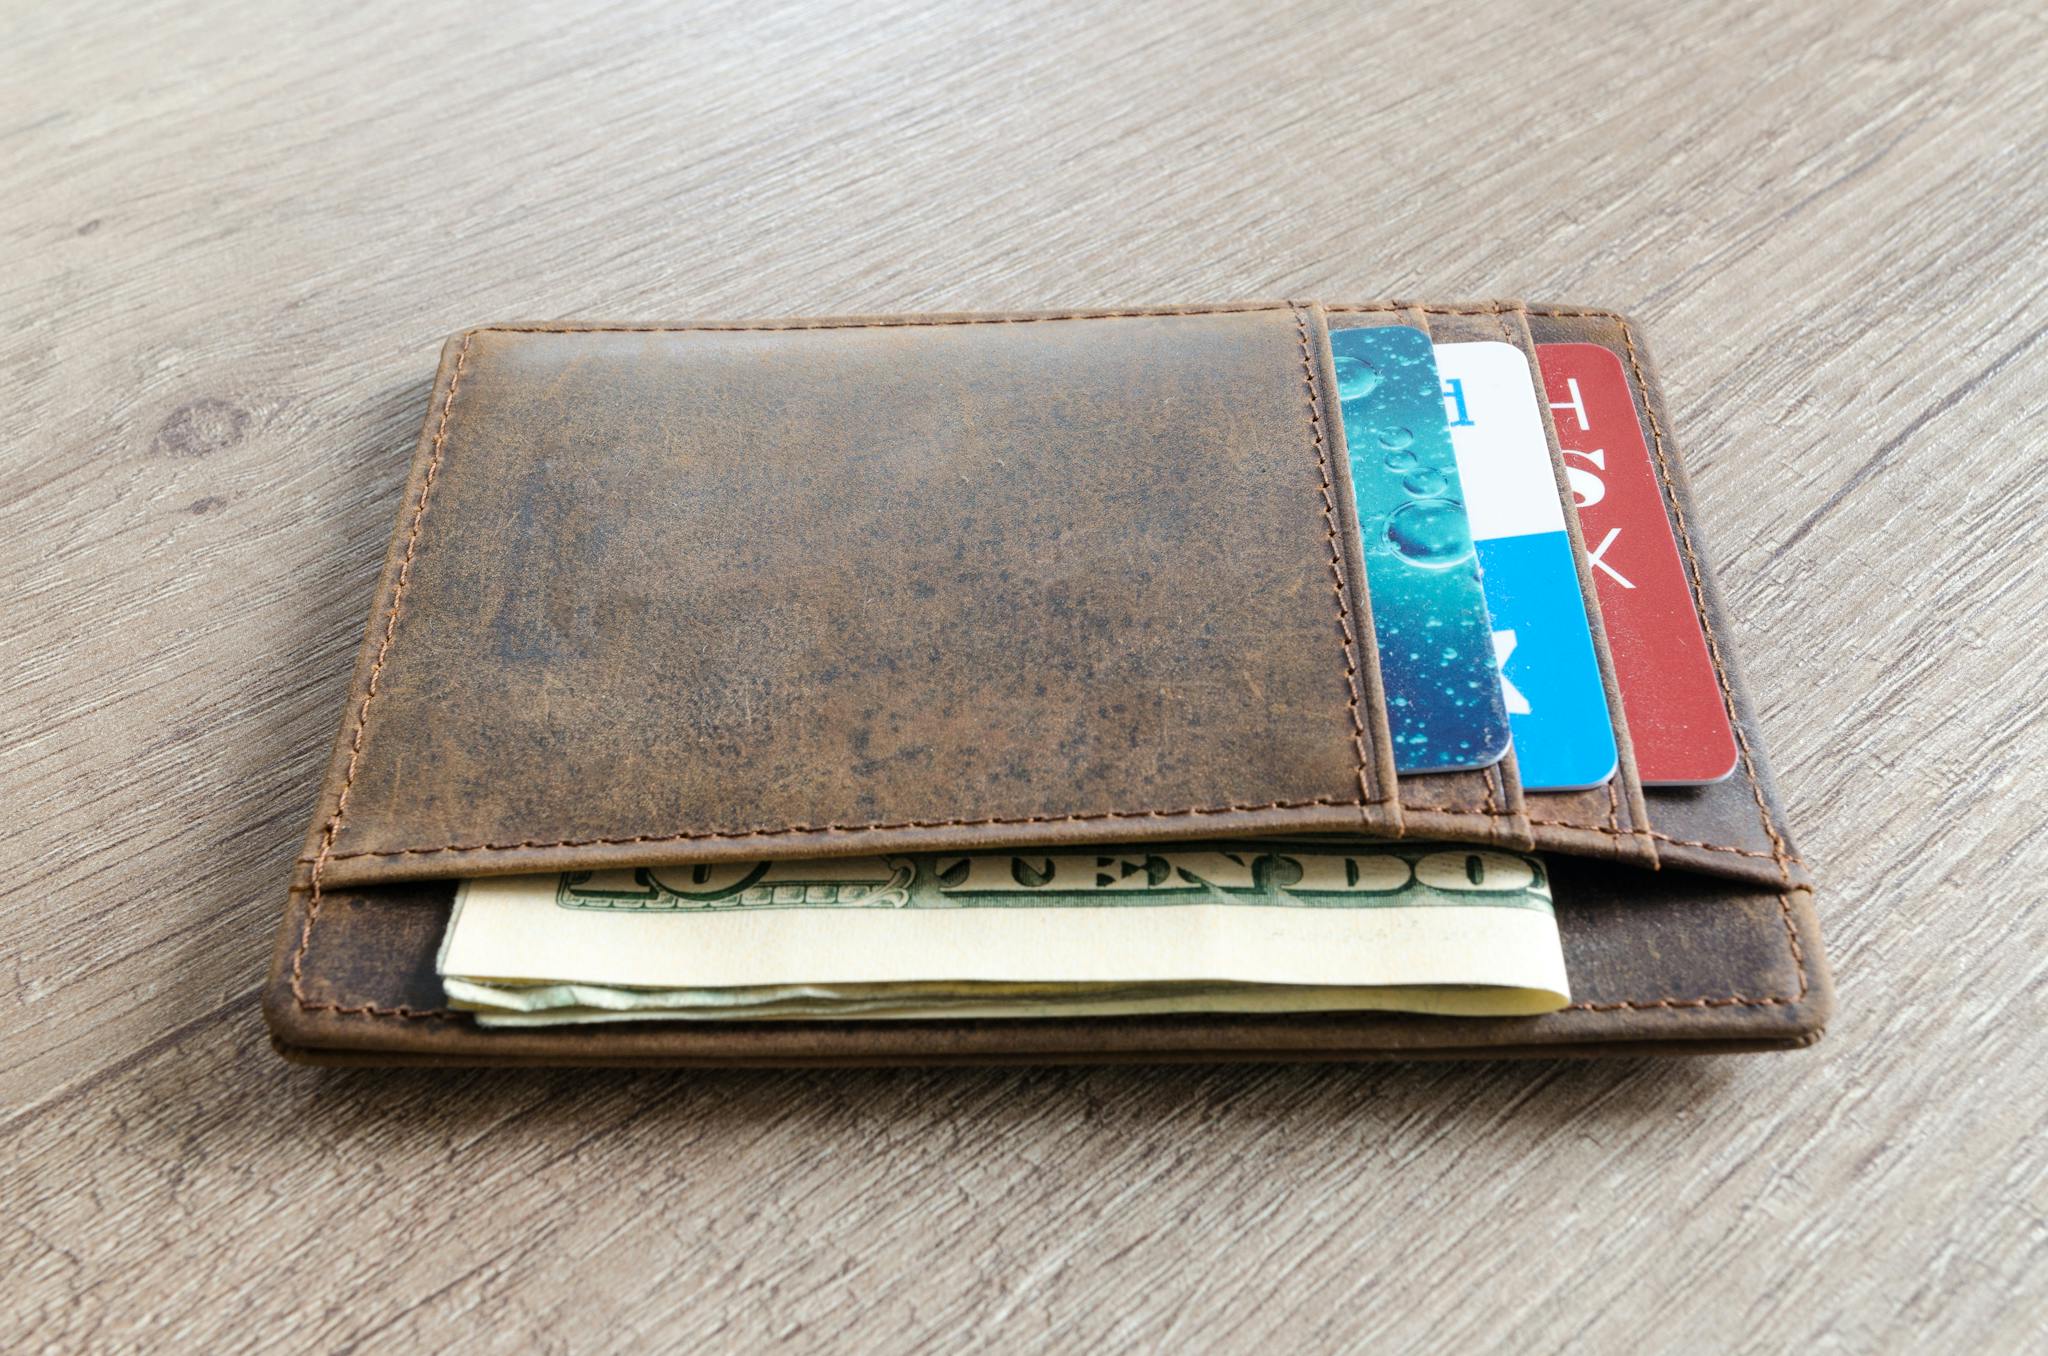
<box><xmin>1331</xmin><ymin>326</ymin><xmax>1509</xmax><ymax>774</ymax></box>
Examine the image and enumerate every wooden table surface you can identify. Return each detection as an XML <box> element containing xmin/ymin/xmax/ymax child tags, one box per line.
<box><xmin>6</xmin><ymin>1</ymin><xmax>2044</xmax><ymax>1349</ymax></box>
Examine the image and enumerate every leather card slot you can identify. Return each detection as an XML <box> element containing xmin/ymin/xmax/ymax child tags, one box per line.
<box><xmin>1501</xmin><ymin>302</ymin><xmax>1656</xmax><ymax>867</ymax></box>
<box><xmin>297</xmin><ymin>302</ymin><xmax>1802</xmax><ymax>894</ymax></box>
<box><xmin>1324</xmin><ymin>305</ymin><xmax>1531</xmax><ymax>847</ymax></box>
<box><xmin>1325</xmin><ymin>302</ymin><xmax>1657</xmax><ymax>869</ymax></box>
<box><xmin>1521</xmin><ymin>305</ymin><xmax>1808</xmax><ymax>891</ymax></box>
<box><xmin>306</xmin><ymin>305</ymin><xmax>1404</xmax><ymax>892</ymax></box>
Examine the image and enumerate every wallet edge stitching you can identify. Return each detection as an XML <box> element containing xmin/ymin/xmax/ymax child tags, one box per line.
<box><xmin>1600</xmin><ymin>310</ymin><xmax>1796</xmax><ymax>885</ymax></box>
<box><xmin>291</xmin><ymin>330</ymin><xmax>475</xmax><ymax>1022</ymax></box>
<box><xmin>1289</xmin><ymin>303</ymin><xmax>1379</xmax><ymax>808</ymax></box>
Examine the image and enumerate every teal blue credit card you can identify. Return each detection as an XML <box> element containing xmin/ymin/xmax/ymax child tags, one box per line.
<box><xmin>1332</xmin><ymin>325</ymin><xmax>1510</xmax><ymax>774</ymax></box>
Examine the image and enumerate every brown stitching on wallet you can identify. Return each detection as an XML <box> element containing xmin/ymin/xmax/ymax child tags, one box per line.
<box><xmin>481</xmin><ymin>304</ymin><xmax>1315</xmax><ymax>333</ymax></box>
<box><xmin>1385</xmin><ymin>811</ymin><xmax>1785</xmax><ymax>865</ymax></box>
<box><xmin>1290</xmin><ymin>304</ymin><xmax>1378</xmax><ymax>806</ymax></box>
<box><xmin>291</xmin><ymin>331</ymin><xmax>475</xmax><ymax>1021</ymax></box>
<box><xmin>306</xmin><ymin>808</ymin><xmax>1796</xmax><ymax>864</ymax></box>
<box><xmin>1606</xmin><ymin>316</ymin><xmax>1794</xmax><ymax>883</ymax></box>
<box><xmin>1568</xmin><ymin>891</ymin><xmax>1808</xmax><ymax>1010</ymax></box>
<box><xmin>314</xmin><ymin>797</ymin><xmax>1368</xmax><ymax>862</ymax></box>
<box><xmin>1641</xmin><ymin>831</ymin><xmax>1782</xmax><ymax>859</ymax></box>
<box><xmin>1323</xmin><ymin>303</ymin><xmax>1508</xmax><ymax>317</ymax></box>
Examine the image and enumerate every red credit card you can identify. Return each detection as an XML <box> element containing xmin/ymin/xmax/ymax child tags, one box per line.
<box><xmin>1536</xmin><ymin>343</ymin><xmax>1738</xmax><ymax>785</ymax></box>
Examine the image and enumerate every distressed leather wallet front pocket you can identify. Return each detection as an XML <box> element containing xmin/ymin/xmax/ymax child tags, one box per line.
<box><xmin>266</xmin><ymin>302</ymin><xmax>1829</xmax><ymax>1065</ymax></box>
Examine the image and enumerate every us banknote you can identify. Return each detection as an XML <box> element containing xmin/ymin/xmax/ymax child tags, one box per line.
<box><xmin>437</xmin><ymin>840</ymin><xmax>1570</xmax><ymax>1025</ymax></box>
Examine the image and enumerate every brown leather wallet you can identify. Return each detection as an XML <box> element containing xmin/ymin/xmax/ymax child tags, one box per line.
<box><xmin>263</xmin><ymin>301</ymin><xmax>1829</xmax><ymax>1065</ymax></box>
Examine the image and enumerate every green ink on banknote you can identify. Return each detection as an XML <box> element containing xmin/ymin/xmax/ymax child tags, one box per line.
<box><xmin>555</xmin><ymin>843</ymin><xmax>1551</xmax><ymax>914</ymax></box>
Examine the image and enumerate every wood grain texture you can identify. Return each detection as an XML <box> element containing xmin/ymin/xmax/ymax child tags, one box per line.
<box><xmin>4</xmin><ymin>0</ymin><xmax>2043</xmax><ymax>1349</ymax></box>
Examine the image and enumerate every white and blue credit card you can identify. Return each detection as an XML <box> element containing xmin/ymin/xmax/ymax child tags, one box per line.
<box><xmin>1333</xmin><ymin>326</ymin><xmax>1510</xmax><ymax>774</ymax></box>
<box><xmin>1435</xmin><ymin>341</ymin><xmax>1618</xmax><ymax>791</ymax></box>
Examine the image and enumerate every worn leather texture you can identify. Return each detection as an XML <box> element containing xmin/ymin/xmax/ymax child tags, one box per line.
<box><xmin>263</xmin><ymin>301</ymin><xmax>1829</xmax><ymax>1064</ymax></box>
<box><xmin>310</xmin><ymin>304</ymin><xmax>1402</xmax><ymax>888</ymax></box>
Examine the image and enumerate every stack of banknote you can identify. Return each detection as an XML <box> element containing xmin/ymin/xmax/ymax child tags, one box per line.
<box><xmin>437</xmin><ymin>840</ymin><xmax>1569</xmax><ymax>1026</ymax></box>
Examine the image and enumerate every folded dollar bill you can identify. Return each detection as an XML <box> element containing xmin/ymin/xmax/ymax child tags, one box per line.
<box><xmin>437</xmin><ymin>841</ymin><xmax>1570</xmax><ymax>1026</ymax></box>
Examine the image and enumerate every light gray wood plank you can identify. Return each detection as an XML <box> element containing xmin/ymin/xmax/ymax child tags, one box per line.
<box><xmin>4</xmin><ymin>0</ymin><xmax>2044</xmax><ymax>1349</ymax></box>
